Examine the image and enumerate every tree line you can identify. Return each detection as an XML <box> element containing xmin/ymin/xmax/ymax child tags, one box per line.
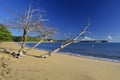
<box><xmin>12</xmin><ymin>36</ymin><xmax>52</xmax><ymax>42</ymax></box>
<box><xmin>0</xmin><ymin>24</ymin><xmax>12</xmax><ymax>41</ymax></box>
<box><xmin>0</xmin><ymin>24</ymin><xmax>53</xmax><ymax>42</ymax></box>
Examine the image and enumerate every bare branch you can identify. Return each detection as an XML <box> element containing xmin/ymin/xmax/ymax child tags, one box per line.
<box><xmin>73</xmin><ymin>18</ymin><xmax>90</xmax><ymax>41</ymax></box>
<box><xmin>43</xmin><ymin>18</ymin><xmax>90</xmax><ymax>57</ymax></box>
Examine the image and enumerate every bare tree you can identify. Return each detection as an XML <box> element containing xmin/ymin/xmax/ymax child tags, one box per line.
<box><xmin>18</xmin><ymin>7</ymin><xmax>47</xmax><ymax>57</ymax></box>
<box><xmin>5</xmin><ymin>5</ymin><xmax>48</xmax><ymax>58</ymax></box>
<box><xmin>41</xmin><ymin>18</ymin><xmax>90</xmax><ymax>58</ymax></box>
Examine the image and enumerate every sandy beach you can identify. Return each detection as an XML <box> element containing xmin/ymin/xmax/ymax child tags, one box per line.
<box><xmin>0</xmin><ymin>42</ymin><xmax>120</xmax><ymax>80</ymax></box>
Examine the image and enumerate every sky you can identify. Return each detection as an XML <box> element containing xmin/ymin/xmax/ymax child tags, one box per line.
<box><xmin>0</xmin><ymin>0</ymin><xmax>120</xmax><ymax>42</ymax></box>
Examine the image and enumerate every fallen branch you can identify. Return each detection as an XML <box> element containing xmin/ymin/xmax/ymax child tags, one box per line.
<box><xmin>0</xmin><ymin>48</ymin><xmax>18</xmax><ymax>58</ymax></box>
<box><xmin>41</xmin><ymin>18</ymin><xmax>90</xmax><ymax>58</ymax></box>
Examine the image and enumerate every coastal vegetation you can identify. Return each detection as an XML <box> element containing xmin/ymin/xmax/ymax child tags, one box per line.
<box><xmin>0</xmin><ymin>31</ymin><xmax>54</xmax><ymax>42</ymax></box>
<box><xmin>0</xmin><ymin>24</ymin><xmax>12</xmax><ymax>42</ymax></box>
<box><xmin>12</xmin><ymin>36</ymin><xmax>42</xmax><ymax>42</ymax></box>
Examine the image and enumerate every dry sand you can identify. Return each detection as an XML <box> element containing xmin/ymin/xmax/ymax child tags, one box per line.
<box><xmin>0</xmin><ymin>42</ymin><xmax>120</xmax><ymax>80</ymax></box>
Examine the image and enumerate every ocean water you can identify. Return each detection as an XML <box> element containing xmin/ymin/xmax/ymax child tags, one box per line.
<box><xmin>26</xmin><ymin>42</ymin><xmax>120</xmax><ymax>62</ymax></box>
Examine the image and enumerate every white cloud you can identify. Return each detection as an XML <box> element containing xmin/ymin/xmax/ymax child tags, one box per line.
<box><xmin>106</xmin><ymin>35</ymin><xmax>112</xmax><ymax>40</ymax></box>
<box><xmin>82</xmin><ymin>36</ymin><xmax>94</xmax><ymax>41</ymax></box>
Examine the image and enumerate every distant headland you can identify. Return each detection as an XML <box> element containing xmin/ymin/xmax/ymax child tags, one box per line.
<box><xmin>79</xmin><ymin>40</ymin><xmax>108</xmax><ymax>43</ymax></box>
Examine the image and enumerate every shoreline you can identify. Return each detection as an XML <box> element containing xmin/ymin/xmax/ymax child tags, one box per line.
<box><xmin>31</xmin><ymin>48</ymin><xmax>120</xmax><ymax>63</ymax></box>
<box><xmin>1</xmin><ymin>42</ymin><xmax>120</xmax><ymax>80</ymax></box>
<box><xmin>23</xmin><ymin>42</ymin><xmax>120</xmax><ymax>63</ymax></box>
<box><xmin>59</xmin><ymin>52</ymin><xmax>120</xmax><ymax>63</ymax></box>
<box><xmin>3</xmin><ymin>42</ymin><xmax>120</xmax><ymax>63</ymax></box>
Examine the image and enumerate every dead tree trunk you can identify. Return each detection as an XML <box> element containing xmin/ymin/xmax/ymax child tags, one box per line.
<box><xmin>47</xmin><ymin>19</ymin><xmax>90</xmax><ymax>56</ymax></box>
<box><xmin>16</xmin><ymin>5</ymin><xmax>31</xmax><ymax>58</ymax></box>
<box><xmin>17</xmin><ymin>27</ymin><xmax>28</xmax><ymax>57</ymax></box>
<box><xmin>48</xmin><ymin>42</ymin><xmax>73</xmax><ymax>56</ymax></box>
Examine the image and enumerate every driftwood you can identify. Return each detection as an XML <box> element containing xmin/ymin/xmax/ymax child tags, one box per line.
<box><xmin>0</xmin><ymin>48</ymin><xmax>18</xmax><ymax>58</ymax></box>
<box><xmin>41</xmin><ymin>18</ymin><xmax>90</xmax><ymax>58</ymax></box>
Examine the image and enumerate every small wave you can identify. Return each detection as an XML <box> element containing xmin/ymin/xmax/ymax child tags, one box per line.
<box><xmin>58</xmin><ymin>52</ymin><xmax>120</xmax><ymax>63</ymax></box>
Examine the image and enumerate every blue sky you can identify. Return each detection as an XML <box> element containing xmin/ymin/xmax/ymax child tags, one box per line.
<box><xmin>0</xmin><ymin>0</ymin><xmax>120</xmax><ymax>42</ymax></box>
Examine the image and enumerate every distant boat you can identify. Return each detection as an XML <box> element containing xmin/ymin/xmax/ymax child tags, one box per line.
<box><xmin>92</xmin><ymin>45</ymin><xmax>94</xmax><ymax>47</ymax></box>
